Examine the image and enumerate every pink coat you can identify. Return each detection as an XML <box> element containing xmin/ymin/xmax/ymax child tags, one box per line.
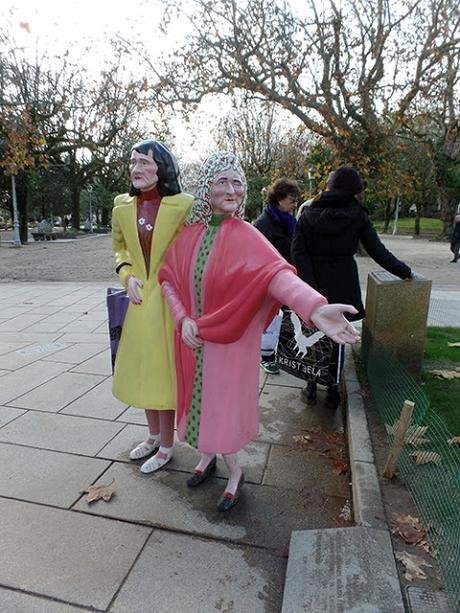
<box><xmin>160</xmin><ymin>220</ymin><xmax>327</xmax><ymax>453</ymax></box>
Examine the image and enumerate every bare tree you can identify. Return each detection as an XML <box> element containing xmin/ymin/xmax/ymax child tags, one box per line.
<box><xmin>143</xmin><ymin>0</ymin><xmax>459</xmax><ymax>170</ymax></box>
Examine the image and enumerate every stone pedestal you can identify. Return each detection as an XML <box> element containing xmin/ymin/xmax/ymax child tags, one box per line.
<box><xmin>363</xmin><ymin>271</ymin><xmax>432</xmax><ymax>378</ymax></box>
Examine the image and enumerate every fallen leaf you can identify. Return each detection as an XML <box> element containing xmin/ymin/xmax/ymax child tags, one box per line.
<box><xmin>447</xmin><ymin>342</ymin><xmax>460</xmax><ymax>348</ymax></box>
<box><xmin>429</xmin><ymin>369</ymin><xmax>460</xmax><ymax>380</ymax></box>
<box><xmin>292</xmin><ymin>434</ymin><xmax>311</xmax><ymax>445</ymax></box>
<box><xmin>19</xmin><ymin>21</ymin><xmax>31</xmax><ymax>33</ymax></box>
<box><xmin>447</xmin><ymin>436</ymin><xmax>460</xmax><ymax>446</ymax></box>
<box><xmin>410</xmin><ymin>451</ymin><xmax>442</xmax><ymax>466</ymax></box>
<box><xmin>395</xmin><ymin>551</ymin><xmax>433</xmax><ymax>581</ymax></box>
<box><xmin>332</xmin><ymin>462</ymin><xmax>349</xmax><ymax>476</ymax></box>
<box><xmin>385</xmin><ymin>423</ymin><xmax>429</xmax><ymax>446</ymax></box>
<box><xmin>391</xmin><ymin>513</ymin><xmax>426</xmax><ymax>545</ymax></box>
<box><xmin>81</xmin><ymin>479</ymin><xmax>115</xmax><ymax>503</ymax></box>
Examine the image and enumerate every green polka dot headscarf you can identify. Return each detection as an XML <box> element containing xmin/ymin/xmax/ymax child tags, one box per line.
<box><xmin>186</xmin><ymin>151</ymin><xmax>247</xmax><ymax>226</ymax></box>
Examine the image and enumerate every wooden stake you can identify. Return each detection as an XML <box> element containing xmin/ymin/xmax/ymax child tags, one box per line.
<box><xmin>383</xmin><ymin>400</ymin><xmax>415</xmax><ymax>479</ymax></box>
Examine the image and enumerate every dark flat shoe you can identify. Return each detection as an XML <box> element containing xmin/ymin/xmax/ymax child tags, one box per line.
<box><xmin>187</xmin><ymin>456</ymin><xmax>217</xmax><ymax>488</ymax></box>
<box><xmin>217</xmin><ymin>473</ymin><xmax>244</xmax><ymax>512</ymax></box>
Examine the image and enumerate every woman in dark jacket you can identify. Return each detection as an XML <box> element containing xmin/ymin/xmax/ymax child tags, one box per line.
<box><xmin>292</xmin><ymin>166</ymin><xmax>413</xmax><ymax>406</ymax></box>
<box><xmin>255</xmin><ymin>178</ymin><xmax>300</xmax><ymax>373</ymax></box>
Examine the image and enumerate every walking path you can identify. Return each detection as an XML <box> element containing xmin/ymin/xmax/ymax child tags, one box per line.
<box><xmin>0</xmin><ymin>282</ymin><xmax>352</xmax><ymax>613</ymax></box>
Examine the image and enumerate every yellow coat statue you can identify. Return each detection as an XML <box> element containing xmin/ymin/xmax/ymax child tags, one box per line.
<box><xmin>112</xmin><ymin>192</ymin><xmax>193</xmax><ymax>409</ymax></box>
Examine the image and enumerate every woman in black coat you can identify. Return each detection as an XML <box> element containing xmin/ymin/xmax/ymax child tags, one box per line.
<box><xmin>255</xmin><ymin>178</ymin><xmax>300</xmax><ymax>373</ymax></box>
<box><xmin>292</xmin><ymin>166</ymin><xmax>413</xmax><ymax>406</ymax></box>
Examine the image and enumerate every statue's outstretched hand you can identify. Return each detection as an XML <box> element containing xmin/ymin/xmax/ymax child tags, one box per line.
<box><xmin>310</xmin><ymin>304</ymin><xmax>360</xmax><ymax>345</ymax></box>
<box><xmin>181</xmin><ymin>316</ymin><xmax>203</xmax><ymax>349</ymax></box>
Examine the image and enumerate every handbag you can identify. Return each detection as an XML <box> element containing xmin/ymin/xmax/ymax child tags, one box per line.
<box><xmin>276</xmin><ymin>309</ymin><xmax>342</xmax><ymax>386</ymax></box>
<box><xmin>106</xmin><ymin>288</ymin><xmax>130</xmax><ymax>373</ymax></box>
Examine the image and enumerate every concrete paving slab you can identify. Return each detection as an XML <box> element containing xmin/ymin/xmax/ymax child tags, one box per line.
<box><xmin>110</xmin><ymin>530</ymin><xmax>285</xmax><ymax>613</ymax></box>
<box><xmin>266</xmin><ymin>370</ymin><xmax>304</xmax><ymax>388</ymax></box>
<box><xmin>61</xmin><ymin>377</ymin><xmax>127</xmax><ymax>420</ymax></box>
<box><xmin>11</xmin><ymin>372</ymin><xmax>105</xmax><ymax>412</ymax></box>
<box><xmin>0</xmin><ymin>313</ymin><xmax>47</xmax><ymax>332</ymax></box>
<box><xmin>116</xmin><ymin>406</ymin><xmax>149</xmax><ymax>425</ymax></box>
<box><xmin>263</xmin><ymin>444</ymin><xmax>350</xmax><ymax>498</ymax></box>
<box><xmin>57</xmin><ymin>332</ymin><xmax>108</xmax><ymax>344</ymax></box>
<box><xmin>71</xmin><ymin>349</ymin><xmax>112</xmax><ymax>375</ymax></box>
<box><xmin>0</xmin><ymin>332</ymin><xmax>63</xmax><ymax>344</ymax></box>
<box><xmin>59</xmin><ymin>319</ymin><xmax>106</xmax><ymax>334</ymax></box>
<box><xmin>0</xmin><ymin>442</ymin><xmax>110</xmax><ymax>507</ymax></box>
<box><xmin>0</xmin><ymin>369</ymin><xmax>9</xmax><ymax>376</ymax></box>
<box><xmin>0</xmin><ymin>411</ymin><xmax>125</xmax><ymax>456</ymax></box>
<box><xmin>258</xmin><ymin>386</ymin><xmax>342</xmax><ymax>444</ymax></box>
<box><xmin>0</xmin><ymin>498</ymin><xmax>150</xmax><ymax>610</ymax></box>
<box><xmin>0</xmin><ymin>361</ymin><xmax>70</xmax><ymax>405</ymax></box>
<box><xmin>0</xmin><ymin>340</ymin><xmax>34</xmax><ymax>355</ymax></box>
<box><xmin>73</xmin><ymin>463</ymin><xmax>349</xmax><ymax>549</ymax></box>
<box><xmin>282</xmin><ymin>527</ymin><xmax>405</xmax><ymax>613</ymax></box>
<box><xmin>44</xmin><ymin>342</ymin><xmax>106</xmax><ymax>364</ymax></box>
<box><xmin>23</xmin><ymin>322</ymin><xmax>69</xmax><ymax>333</ymax></box>
<box><xmin>0</xmin><ymin>342</ymin><xmax>69</xmax><ymax>371</ymax></box>
<box><xmin>0</xmin><ymin>587</ymin><xmax>95</xmax><ymax>613</ymax></box>
<box><xmin>37</xmin><ymin>311</ymin><xmax>81</xmax><ymax>324</ymax></box>
<box><xmin>97</xmin><ymin>425</ymin><xmax>270</xmax><ymax>483</ymax></box>
<box><xmin>0</xmin><ymin>406</ymin><xmax>26</xmax><ymax>427</ymax></box>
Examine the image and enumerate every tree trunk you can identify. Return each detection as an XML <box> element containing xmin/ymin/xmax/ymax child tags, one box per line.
<box><xmin>438</xmin><ymin>188</ymin><xmax>453</xmax><ymax>237</ymax></box>
<box><xmin>414</xmin><ymin>210</ymin><xmax>421</xmax><ymax>236</ymax></box>
<box><xmin>16</xmin><ymin>173</ymin><xmax>29</xmax><ymax>244</ymax></box>
<box><xmin>382</xmin><ymin>197</ymin><xmax>395</xmax><ymax>234</ymax></box>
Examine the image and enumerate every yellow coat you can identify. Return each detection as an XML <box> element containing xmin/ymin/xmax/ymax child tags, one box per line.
<box><xmin>111</xmin><ymin>192</ymin><xmax>193</xmax><ymax>409</ymax></box>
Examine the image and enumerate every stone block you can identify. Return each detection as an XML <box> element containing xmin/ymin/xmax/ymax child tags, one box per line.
<box><xmin>282</xmin><ymin>527</ymin><xmax>405</xmax><ymax>613</ymax></box>
<box><xmin>351</xmin><ymin>460</ymin><xmax>386</xmax><ymax>529</ymax></box>
<box><xmin>364</xmin><ymin>271</ymin><xmax>432</xmax><ymax>377</ymax></box>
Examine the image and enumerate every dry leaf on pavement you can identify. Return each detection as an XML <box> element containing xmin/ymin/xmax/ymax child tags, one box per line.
<box><xmin>81</xmin><ymin>479</ymin><xmax>115</xmax><ymax>503</ymax></box>
<box><xmin>395</xmin><ymin>551</ymin><xmax>433</xmax><ymax>581</ymax></box>
<box><xmin>391</xmin><ymin>513</ymin><xmax>426</xmax><ymax>545</ymax></box>
<box><xmin>410</xmin><ymin>451</ymin><xmax>442</xmax><ymax>466</ymax></box>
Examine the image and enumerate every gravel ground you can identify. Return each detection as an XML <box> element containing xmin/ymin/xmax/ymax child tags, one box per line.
<box><xmin>0</xmin><ymin>230</ymin><xmax>457</xmax><ymax>288</ymax></box>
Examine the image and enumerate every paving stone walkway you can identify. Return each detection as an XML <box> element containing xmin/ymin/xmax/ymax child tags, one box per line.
<box><xmin>0</xmin><ymin>282</ymin><xmax>351</xmax><ymax>613</ymax></box>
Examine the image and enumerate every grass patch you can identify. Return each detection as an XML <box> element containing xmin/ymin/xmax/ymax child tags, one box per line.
<box><xmin>372</xmin><ymin>217</ymin><xmax>443</xmax><ymax>235</ymax></box>
<box><xmin>422</xmin><ymin>327</ymin><xmax>460</xmax><ymax>434</ymax></box>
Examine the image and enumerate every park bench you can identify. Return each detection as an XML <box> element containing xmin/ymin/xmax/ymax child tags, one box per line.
<box><xmin>32</xmin><ymin>232</ymin><xmax>57</xmax><ymax>241</ymax></box>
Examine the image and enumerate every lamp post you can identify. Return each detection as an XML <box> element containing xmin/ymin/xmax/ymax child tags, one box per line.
<box><xmin>86</xmin><ymin>185</ymin><xmax>93</xmax><ymax>233</ymax></box>
<box><xmin>10</xmin><ymin>175</ymin><xmax>22</xmax><ymax>247</ymax></box>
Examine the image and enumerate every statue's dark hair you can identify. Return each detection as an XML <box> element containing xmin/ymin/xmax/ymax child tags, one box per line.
<box><xmin>128</xmin><ymin>139</ymin><xmax>181</xmax><ymax>197</ymax></box>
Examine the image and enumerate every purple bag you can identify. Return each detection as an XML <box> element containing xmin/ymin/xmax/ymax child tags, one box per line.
<box><xmin>106</xmin><ymin>288</ymin><xmax>130</xmax><ymax>373</ymax></box>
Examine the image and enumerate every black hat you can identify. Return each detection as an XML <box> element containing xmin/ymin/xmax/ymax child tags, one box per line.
<box><xmin>329</xmin><ymin>166</ymin><xmax>364</xmax><ymax>195</ymax></box>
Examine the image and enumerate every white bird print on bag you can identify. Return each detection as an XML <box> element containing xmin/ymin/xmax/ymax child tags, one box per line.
<box><xmin>289</xmin><ymin>311</ymin><xmax>324</xmax><ymax>359</ymax></box>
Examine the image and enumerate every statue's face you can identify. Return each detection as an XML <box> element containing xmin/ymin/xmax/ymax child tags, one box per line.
<box><xmin>129</xmin><ymin>149</ymin><xmax>158</xmax><ymax>192</ymax></box>
<box><xmin>210</xmin><ymin>170</ymin><xmax>244</xmax><ymax>215</ymax></box>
